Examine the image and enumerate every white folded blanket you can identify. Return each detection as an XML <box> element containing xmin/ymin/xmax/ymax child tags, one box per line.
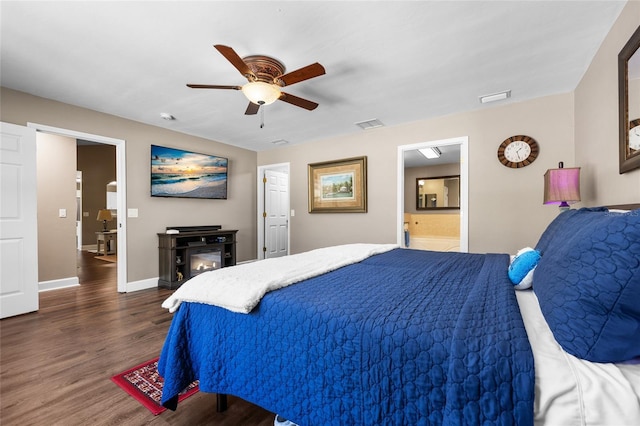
<box><xmin>162</xmin><ymin>243</ymin><xmax>398</xmax><ymax>314</ymax></box>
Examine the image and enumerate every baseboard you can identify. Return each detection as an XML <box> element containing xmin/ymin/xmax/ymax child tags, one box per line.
<box><xmin>124</xmin><ymin>277</ymin><xmax>158</xmax><ymax>293</ymax></box>
<box><xmin>38</xmin><ymin>276</ymin><xmax>158</xmax><ymax>293</ymax></box>
<box><xmin>39</xmin><ymin>277</ymin><xmax>80</xmax><ymax>292</ymax></box>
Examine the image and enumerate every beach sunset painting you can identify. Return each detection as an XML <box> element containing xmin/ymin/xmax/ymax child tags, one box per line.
<box><xmin>151</xmin><ymin>145</ymin><xmax>228</xmax><ymax>199</ymax></box>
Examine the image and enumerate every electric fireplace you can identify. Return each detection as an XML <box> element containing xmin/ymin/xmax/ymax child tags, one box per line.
<box><xmin>157</xmin><ymin>228</ymin><xmax>238</xmax><ymax>290</ymax></box>
<box><xmin>189</xmin><ymin>248</ymin><xmax>222</xmax><ymax>277</ymax></box>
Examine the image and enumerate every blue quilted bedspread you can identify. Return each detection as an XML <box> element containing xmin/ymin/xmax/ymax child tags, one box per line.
<box><xmin>159</xmin><ymin>249</ymin><xmax>534</xmax><ymax>425</ymax></box>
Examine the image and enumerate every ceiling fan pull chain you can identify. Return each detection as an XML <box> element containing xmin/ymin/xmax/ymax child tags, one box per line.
<box><xmin>260</xmin><ymin>105</ymin><xmax>265</xmax><ymax>128</ymax></box>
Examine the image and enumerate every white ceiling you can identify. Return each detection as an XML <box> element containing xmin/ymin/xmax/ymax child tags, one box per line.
<box><xmin>0</xmin><ymin>1</ymin><xmax>625</xmax><ymax>153</ymax></box>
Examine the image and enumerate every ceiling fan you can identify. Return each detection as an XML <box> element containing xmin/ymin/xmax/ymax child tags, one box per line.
<box><xmin>187</xmin><ymin>44</ymin><xmax>326</xmax><ymax>116</ymax></box>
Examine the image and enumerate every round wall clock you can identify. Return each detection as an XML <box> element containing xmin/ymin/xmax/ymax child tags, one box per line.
<box><xmin>497</xmin><ymin>135</ymin><xmax>539</xmax><ymax>168</ymax></box>
<box><xmin>629</xmin><ymin>119</ymin><xmax>640</xmax><ymax>152</ymax></box>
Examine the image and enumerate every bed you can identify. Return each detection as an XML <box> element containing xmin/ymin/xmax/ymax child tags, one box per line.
<box><xmin>158</xmin><ymin>206</ymin><xmax>640</xmax><ymax>425</ymax></box>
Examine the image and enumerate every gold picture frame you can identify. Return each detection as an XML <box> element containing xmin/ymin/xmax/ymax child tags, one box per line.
<box><xmin>308</xmin><ymin>156</ymin><xmax>367</xmax><ymax>213</ymax></box>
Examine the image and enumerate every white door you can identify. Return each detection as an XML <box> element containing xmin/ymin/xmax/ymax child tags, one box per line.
<box><xmin>0</xmin><ymin>122</ymin><xmax>39</xmax><ymax>318</ymax></box>
<box><xmin>264</xmin><ymin>170</ymin><xmax>289</xmax><ymax>259</ymax></box>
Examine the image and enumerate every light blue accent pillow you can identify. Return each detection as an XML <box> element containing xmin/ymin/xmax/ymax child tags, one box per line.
<box><xmin>534</xmin><ymin>207</ymin><xmax>640</xmax><ymax>363</ymax></box>
<box><xmin>508</xmin><ymin>248</ymin><xmax>540</xmax><ymax>290</ymax></box>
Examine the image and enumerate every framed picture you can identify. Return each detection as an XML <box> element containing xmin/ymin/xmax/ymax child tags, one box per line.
<box><xmin>308</xmin><ymin>156</ymin><xmax>367</xmax><ymax>213</ymax></box>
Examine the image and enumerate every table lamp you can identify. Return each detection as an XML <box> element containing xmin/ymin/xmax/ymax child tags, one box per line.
<box><xmin>97</xmin><ymin>209</ymin><xmax>113</xmax><ymax>231</ymax></box>
<box><xmin>543</xmin><ymin>163</ymin><xmax>581</xmax><ymax>211</ymax></box>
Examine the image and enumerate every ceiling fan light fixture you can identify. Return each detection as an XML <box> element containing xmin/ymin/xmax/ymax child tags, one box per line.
<box><xmin>242</xmin><ymin>81</ymin><xmax>281</xmax><ymax>106</ymax></box>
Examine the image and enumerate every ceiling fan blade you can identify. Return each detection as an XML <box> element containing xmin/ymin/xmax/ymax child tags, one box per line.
<box><xmin>187</xmin><ymin>84</ymin><xmax>241</xmax><ymax>90</ymax></box>
<box><xmin>279</xmin><ymin>63</ymin><xmax>325</xmax><ymax>86</ymax></box>
<box><xmin>214</xmin><ymin>44</ymin><xmax>253</xmax><ymax>78</ymax></box>
<box><xmin>245</xmin><ymin>102</ymin><xmax>260</xmax><ymax>115</ymax></box>
<box><xmin>279</xmin><ymin>92</ymin><xmax>319</xmax><ymax>111</ymax></box>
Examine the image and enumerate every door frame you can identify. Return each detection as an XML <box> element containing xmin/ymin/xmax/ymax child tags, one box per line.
<box><xmin>27</xmin><ymin>123</ymin><xmax>128</xmax><ymax>292</ymax></box>
<box><xmin>257</xmin><ymin>162</ymin><xmax>290</xmax><ymax>260</ymax></box>
<box><xmin>397</xmin><ymin>136</ymin><xmax>469</xmax><ymax>252</ymax></box>
<box><xmin>76</xmin><ymin>171</ymin><xmax>83</xmax><ymax>250</ymax></box>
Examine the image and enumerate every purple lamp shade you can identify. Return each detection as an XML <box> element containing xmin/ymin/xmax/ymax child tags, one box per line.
<box><xmin>543</xmin><ymin>167</ymin><xmax>581</xmax><ymax>208</ymax></box>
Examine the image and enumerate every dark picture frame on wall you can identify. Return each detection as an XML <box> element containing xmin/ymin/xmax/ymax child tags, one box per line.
<box><xmin>618</xmin><ymin>25</ymin><xmax>640</xmax><ymax>174</ymax></box>
<box><xmin>308</xmin><ymin>156</ymin><xmax>367</xmax><ymax>213</ymax></box>
<box><xmin>151</xmin><ymin>144</ymin><xmax>228</xmax><ymax>199</ymax></box>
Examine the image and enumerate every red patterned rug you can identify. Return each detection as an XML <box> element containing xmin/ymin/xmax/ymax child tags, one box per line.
<box><xmin>111</xmin><ymin>357</ymin><xmax>199</xmax><ymax>415</ymax></box>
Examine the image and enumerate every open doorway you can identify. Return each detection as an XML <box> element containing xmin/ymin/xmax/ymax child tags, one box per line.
<box><xmin>397</xmin><ymin>137</ymin><xmax>469</xmax><ymax>252</ymax></box>
<box><xmin>77</xmin><ymin>140</ymin><xmax>117</xmax><ymax>257</ymax></box>
<box><xmin>29</xmin><ymin>123</ymin><xmax>128</xmax><ymax>292</ymax></box>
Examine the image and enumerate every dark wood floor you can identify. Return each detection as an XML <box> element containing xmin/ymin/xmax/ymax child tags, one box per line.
<box><xmin>0</xmin><ymin>251</ymin><xmax>275</xmax><ymax>425</ymax></box>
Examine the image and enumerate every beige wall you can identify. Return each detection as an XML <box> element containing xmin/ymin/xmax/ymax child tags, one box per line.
<box><xmin>37</xmin><ymin>133</ymin><xmax>77</xmax><ymax>282</ymax></box>
<box><xmin>259</xmin><ymin>93</ymin><xmax>575</xmax><ymax>254</ymax></box>
<box><xmin>1</xmin><ymin>87</ymin><xmax>258</xmax><ymax>284</ymax></box>
<box><xmin>575</xmin><ymin>1</ymin><xmax>640</xmax><ymax>205</ymax></box>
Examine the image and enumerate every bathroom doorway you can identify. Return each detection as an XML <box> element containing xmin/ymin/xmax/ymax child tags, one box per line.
<box><xmin>397</xmin><ymin>137</ymin><xmax>469</xmax><ymax>252</ymax></box>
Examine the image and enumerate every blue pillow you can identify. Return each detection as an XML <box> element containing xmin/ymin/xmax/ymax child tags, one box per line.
<box><xmin>508</xmin><ymin>248</ymin><xmax>540</xmax><ymax>290</ymax></box>
<box><xmin>533</xmin><ymin>208</ymin><xmax>640</xmax><ymax>363</ymax></box>
<box><xmin>535</xmin><ymin>207</ymin><xmax>607</xmax><ymax>255</ymax></box>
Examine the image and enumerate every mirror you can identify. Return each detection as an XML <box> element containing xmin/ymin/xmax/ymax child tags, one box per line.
<box><xmin>619</xmin><ymin>25</ymin><xmax>640</xmax><ymax>174</ymax></box>
<box><xmin>416</xmin><ymin>175</ymin><xmax>460</xmax><ymax>210</ymax></box>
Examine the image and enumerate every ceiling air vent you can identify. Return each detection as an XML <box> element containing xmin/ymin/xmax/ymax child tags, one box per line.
<box><xmin>271</xmin><ymin>139</ymin><xmax>289</xmax><ymax>146</ymax></box>
<box><xmin>479</xmin><ymin>90</ymin><xmax>511</xmax><ymax>104</ymax></box>
<box><xmin>355</xmin><ymin>119</ymin><xmax>384</xmax><ymax>130</ymax></box>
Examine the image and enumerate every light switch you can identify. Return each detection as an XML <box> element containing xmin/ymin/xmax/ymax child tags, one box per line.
<box><xmin>59</xmin><ymin>209</ymin><xmax>67</xmax><ymax>218</ymax></box>
<box><xmin>128</xmin><ymin>208</ymin><xmax>139</xmax><ymax>218</ymax></box>
<box><xmin>83</xmin><ymin>212</ymin><xmax>89</xmax><ymax>217</ymax></box>
<box><xmin>290</xmin><ymin>209</ymin><xmax>295</xmax><ymax>217</ymax></box>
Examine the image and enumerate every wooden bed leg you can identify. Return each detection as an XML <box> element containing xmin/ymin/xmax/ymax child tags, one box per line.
<box><xmin>217</xmin><ymin>393</ymin><xmax>228</xmax><ymax>412</ymax></box>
